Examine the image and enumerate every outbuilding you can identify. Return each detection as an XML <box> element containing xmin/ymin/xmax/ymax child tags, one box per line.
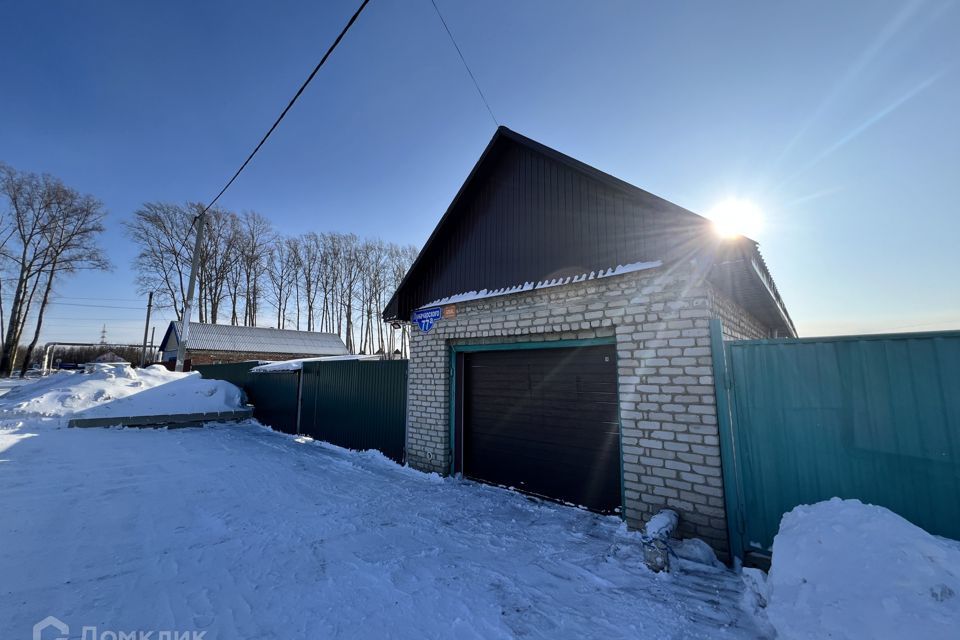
<box><xmin>384</xmin><ymin>127</ymin><xmax>794</xmax><ymax>554</ymax></box>
<box><xmin>158</xmin><ymin>321</ymin><xmax>349</xmax><ymax>366</ymax></box>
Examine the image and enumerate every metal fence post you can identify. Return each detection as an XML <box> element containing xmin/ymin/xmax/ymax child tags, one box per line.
<box><xmin>709</xmin><ymin>319</ymin><xmax>746</xmax><ymax>562</ymax></box>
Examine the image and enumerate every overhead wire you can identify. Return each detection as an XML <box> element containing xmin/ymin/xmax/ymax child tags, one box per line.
<box><xmin>429</xmin><ymin>0</ymin><xmax>498</xmax><ymax>127</ymax></box>
<box><xmin>194</xmin><ymin>0</ymin><xmax>372</xmax><ymax>220</ymax></box>
<box><xmin>46</xmin><ymin>302</ymin><xmax>144</xmax><ymax>310</ymax></box>
<box><xmin>152</xmin><ymin>0</ymin><xmax>373</xmax><ymax>317</ymax></box>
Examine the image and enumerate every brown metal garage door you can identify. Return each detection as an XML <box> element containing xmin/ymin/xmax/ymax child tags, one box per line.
<box><xmin>458</xmin><ymin>345</ymin><xmax>621</xmax><ymax>513</ymax></box>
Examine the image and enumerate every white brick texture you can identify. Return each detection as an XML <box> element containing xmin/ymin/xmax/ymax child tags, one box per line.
<box><xmin>405</xmin><ymin>262</ymin><xmax>770</xmax><ymax>555</ymax></box>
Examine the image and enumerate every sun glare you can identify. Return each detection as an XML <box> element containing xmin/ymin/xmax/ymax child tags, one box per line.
<box><xmin>708</xmin><ymin>198</ymin><xmax>764</xmax><ymax>239</ymax></box>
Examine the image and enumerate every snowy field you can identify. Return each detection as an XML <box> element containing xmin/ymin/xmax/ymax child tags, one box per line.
<box><xmin>0</xmin><ymin>414</ymin><xmax>764</xmax><ymax>639</ymax></box>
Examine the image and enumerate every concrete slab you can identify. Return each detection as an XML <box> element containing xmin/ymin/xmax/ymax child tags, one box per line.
<box><xmin>68</xmin><ymin>408</ymin><xmax>254</xmax><ymax>429</ymax></box>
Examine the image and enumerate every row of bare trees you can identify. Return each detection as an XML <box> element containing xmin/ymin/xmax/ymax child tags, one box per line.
<box><xmin>125</xmin><ymin>202</ymin><xmax>418</xmax><ymax>356</ymax></box>
<box><xmin>0</xmin><ymin>164</ymin><xmax>110</xmax><ymax>377</ymax></box>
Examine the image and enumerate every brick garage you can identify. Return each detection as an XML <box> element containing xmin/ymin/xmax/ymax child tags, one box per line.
<box><xmin>384</xmin><ymin>127</ymin><xmax>794</xmax><ymax>556</ymax></box>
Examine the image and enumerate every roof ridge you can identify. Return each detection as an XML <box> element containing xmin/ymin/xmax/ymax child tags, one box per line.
<box><xmin>162</xmin><ymin>321</ymin><xmax>349</xmax><ymax>356</ymax></box>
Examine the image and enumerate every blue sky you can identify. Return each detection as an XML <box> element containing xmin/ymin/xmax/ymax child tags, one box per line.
<box><xmin>1</xmin><ymin>0</ymin><xmax>958</xmax><ymax>344</ymax></box>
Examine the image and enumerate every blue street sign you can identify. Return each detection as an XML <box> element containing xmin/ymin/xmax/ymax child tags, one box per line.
<box><xmin>413</xmin><ymin>307</ymin><xmax>442</xmax><ymax>333</ymax></box>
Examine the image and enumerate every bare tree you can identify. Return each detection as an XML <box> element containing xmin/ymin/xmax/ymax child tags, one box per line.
<box><xmin>357</xmin><ymin>238</ymin><xmax>388</xmax><ymax>355</ymax></box>
<box><xmin>238</xmin><ymin>211</ymin><xmax>273</xmax><ymax>326</ymax></box>
<box><xmin>197</xmin><ymin>206</ymin><xmax>241</xmax><ymax>324</ymax></box>
<box><xmin>0</xmin><ymin>164</ymin><xmax>110</xmax><ymax>376</ymax></box>
<box><xmin>286</xmin><ymin>236</ymin><xmax>303</xmax><ymax>330</ymax></box>
<box><xmin>333</xmin><ymin>233</ymin><xmax>364</xmax><ymax>353</ymax></box>
<box><xmin>19</xmin><ymin>189</ymin><xmax>110</xmax><ymax>376</ymax></box>
<box><xmin>266</xmin><ymin>238</ymin><xmax>298</xmax><ymax>329</ymax></box>
<box><xmin>124</xmin><ymin>202</ymin><xmax>196</xmax><ymax>319</ymax></box>
<box><xmin>225</xmin><ymin>256</ymin><xmax>243</xmax><ymax>325</ymax></box>
<box><xmin>297</xmin><ymin>232</ymin><xmax>321</xmax><ymax>331</ymax></box>
<box><xmin>127</xmin><ymin>203</ymin><xmax>251</xmax><ymax>327</ymax></box>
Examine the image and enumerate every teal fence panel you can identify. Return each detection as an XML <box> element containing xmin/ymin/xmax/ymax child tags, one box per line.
<box><xmin>713</xmin><ymin>322</ymin><xmax>960</xmax><ymax>559</ymax></box>
<box><xmin>195</xmin><ymin>361</ymin><xmax>299</xmax><ymax>434</ymax></box>
<box><xmin>300</xmin><ymin>360</ymin><xmax>408</xmax><ymax>463</ymax></box>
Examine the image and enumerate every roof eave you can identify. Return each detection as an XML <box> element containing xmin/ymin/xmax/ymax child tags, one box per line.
<box><xmin>706</xmin><ymin>244</ymin><xmax>797</xmax><ymax>338</ymax></box>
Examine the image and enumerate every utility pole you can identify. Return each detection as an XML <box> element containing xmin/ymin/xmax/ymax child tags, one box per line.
<box><xmin>175</xmin><ymin>211</ymin><xmax>206</xmax><ymax>372</ymax></box>
<box><xmin>139</xmin><ymin>292</ymin><xmax>153</xmax><ymax>367</ymax></box>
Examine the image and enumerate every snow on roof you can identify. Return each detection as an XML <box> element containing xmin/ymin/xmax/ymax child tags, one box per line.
<box><xmin>251</xmin><ymin>354</ymin><xmax>382</xmax><ymax>373</ymax></box>
<box><xmin>418</xmin><ymin>260</ymin><xmax>662</xmax><ymax>309</ymax></box>
<box><xmin>162</xmin><ymin>322</ymin><xmax>348</xmax><ymax>357</ymax></box>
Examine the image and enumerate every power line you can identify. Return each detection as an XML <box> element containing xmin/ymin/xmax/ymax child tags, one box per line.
<box><xmin>429</xmin><ymin>0</ymin><xmax>498</xmax><ymax>127</ymax></box>
<box><xmin>43</xmin><ymin>318</ymin><xmax>148</xmax><ymax>323</ymax></box>
<box><xmin>47</xmin><ymin>302</ymin><xmax>143</xmax><ymax>310</ymax></box>
<box><xmin>54</xmin><ymin>296</ymin><xmax>144</xmax><ymax>302</ymax></box>
<box><xmin>196</xmin><ymin>0</ymin><xmax>372</xmax><ymax>219</ymax></box>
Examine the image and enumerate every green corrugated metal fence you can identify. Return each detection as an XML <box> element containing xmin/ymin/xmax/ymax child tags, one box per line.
<box><xmin>300</xmin><ymin>360</ymin><xmax>408</xmax><ymax>463</ymax></box>
<box><xmin>712</xmin><ymin>320</ymin><xmax>960</xmax><ymax>560</ymax></box>
<box><xmin>247</xmin><ymin>370</ymin><xmax>300</xmax><ymax>435</ymax></box>
<box><xmin>197</xmin><ymin>359</ymin><xmax>409</xmax><ymax>460</ymax></box>
<box><xmin>194</xmin><ymin>361</ymin><xmax>299</xmax><ymax>434</ymax></box>
<box><xmin>193</xmin><ymin>361</ymin><xmax>260</xmax><ymax>389</ymax></box>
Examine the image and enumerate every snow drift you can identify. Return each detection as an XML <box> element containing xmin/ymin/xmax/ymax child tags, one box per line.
<box><xmin>756</xmin><ymin>498</ymin><xmax>960</xmax><ymax>640</ymax></box>
<box><xmin>0</xmin><ymin>365</ymin><xmax>244</xmax><ymax>420</ymax></box>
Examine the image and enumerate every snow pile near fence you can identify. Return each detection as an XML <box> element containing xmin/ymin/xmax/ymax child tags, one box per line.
<box><xmin>756</xmin><ymin>498</ymin><xmax>960</xmax><ymax>640</ymax></box>
<box><xmin>0</xmin><ymin>365</ymin><xmax>244</xmax><ymax>419</ymax></box>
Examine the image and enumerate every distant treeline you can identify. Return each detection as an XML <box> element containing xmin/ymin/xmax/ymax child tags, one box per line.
<box><xmin>50</xmin><ymin>345</ymin><xmax>152</xmax><ymax>367</ymax></box>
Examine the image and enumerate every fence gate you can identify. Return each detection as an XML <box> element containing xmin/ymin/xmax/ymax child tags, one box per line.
<box><xmin>711</xmin><ymin>321</ymin><xmax>960</xmax><ymax>561</ymax></box>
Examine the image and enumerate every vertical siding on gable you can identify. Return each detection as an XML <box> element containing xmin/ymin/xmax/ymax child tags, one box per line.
<box><xmin>398</xmin><ymin>141</ymin><xmax>708</xmax><ymax>318</ymax></box>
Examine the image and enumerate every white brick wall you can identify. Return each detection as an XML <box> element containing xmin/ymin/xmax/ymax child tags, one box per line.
<box><xmin>708</xmin><ymin>284</ymin><xmax>772</xmax><ymax>341</ymax></box>
<box><xmin>405</xmin><ymin>262</ymin><xmax>769</xmax><ymax>555</ymax></box>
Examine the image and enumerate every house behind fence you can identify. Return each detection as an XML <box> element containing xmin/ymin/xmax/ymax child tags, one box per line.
<box><xmin>159</xmin><ymin>322</ymin><xmax>348</xmax><ymax>366</ymax></box>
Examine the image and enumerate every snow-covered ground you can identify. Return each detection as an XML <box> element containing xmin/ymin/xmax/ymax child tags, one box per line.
<box><xmin>0</xmin><ymin>377</ymin><xmax>30</xmax><ymax>397</ymax></box>
<box><xmin>5</xmin><ymin>370</ymin><xmax>957</xmax><ymax>639</ymax></box>
<box><xmin>747</xmin><ymin>498</ymin><xmax>960</xmax><ymax>640</ymax></box>
<box><xmin>0</xmin><ymin>411</ymin><xmax>763</xmax><ymax>638</ymax></box>
<box><xmin>0</xmin><ymin>365</ymin><xmax>244</xmax><ymax>420</ymax></box>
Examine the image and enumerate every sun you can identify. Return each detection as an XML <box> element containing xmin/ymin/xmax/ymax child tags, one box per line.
<box><xmin>708</xmin><ymin>198</ymin><xmax>764</xmax><ymax>239</ymax></box>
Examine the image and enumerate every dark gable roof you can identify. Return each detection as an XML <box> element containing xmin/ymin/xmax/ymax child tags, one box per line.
<box><xmin>384</xmin><ymin>126</ymin><xmax>795</xmax><ymax>337</ymax></box>
<box><xmin>159</xmin><ymin>322</ymin><xmax>349</xmax><ymax>357</ymax></box>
